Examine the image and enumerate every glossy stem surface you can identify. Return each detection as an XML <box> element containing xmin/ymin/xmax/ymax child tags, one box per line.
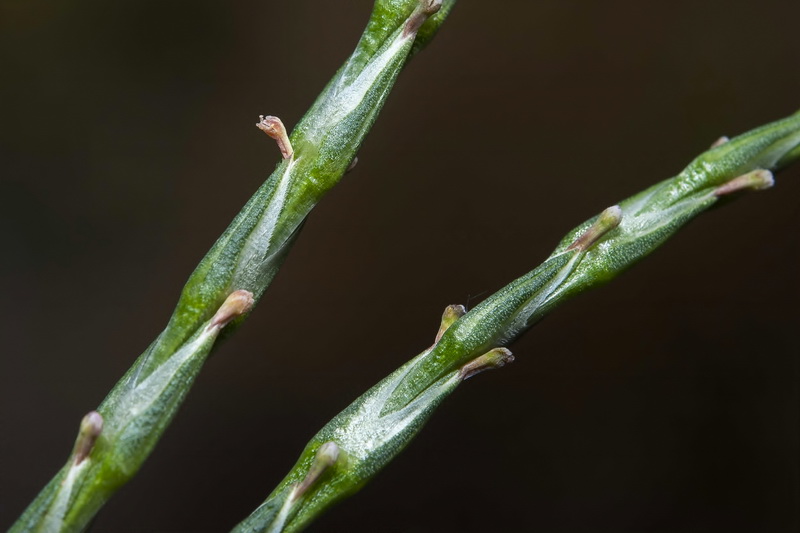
<box><xmin>234</xmin><ymin>111</ymin><xmax>800</xmax><ymax>533</ymax></box>
<box><xmin>11</xmin><ymin>2</ymin><xmax>455</xmax><ymax>532</ymax></box>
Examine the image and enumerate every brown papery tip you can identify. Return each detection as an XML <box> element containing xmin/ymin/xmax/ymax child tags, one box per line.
<box><xmin>256</xmin><ymin>115</ymin><xmax>293</xmax><ymax>159</ymax></box>
<box><xmin>459</xmin><ymin>347</ymin><xmax>515</xmax><ymax>381</ymax></box>
<box><xmin>292</xmin><ymin>441</ymin><xmax>341</xmax><ymax>502</ymax></box>
<box><xmin>210</xmin><ymin>290</ymin><xmax>255</xmax><ymax>330</ymax></box>
<box><xmin>567</xmin><ymin>206</ymin><xmax>623</xmax><ymax>252</ymax></box>
<box><xmin>714</xmin><ymin>169</ymin><xmax>774</xmax><ymax>196</ymax></box>
<box><xmin>710</xmin><ymin>136</ymin><xmax>730</xmax><ymax>148</ymax></box>
<box><xmin>435</xmin><ymin>304</ymin><xmax>467</xmax><ymax>344</ymax></box>
<box><xmin>73</xmin><ymin>411</ymin><xmax>103</xmax><ymax>465</ymax></box>
<box><xmin>346</xmin><ymin>156</ymin><xmax>359</xmax><ymax>173</ymax></box>
<box><xmin>403</xmin><ymin>0</ymin><xmax>443</xmax><ymax>37</ymax></box>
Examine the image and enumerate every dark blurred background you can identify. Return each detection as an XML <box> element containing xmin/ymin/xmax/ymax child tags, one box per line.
<box><xmin>1</xmin><ymin>1</ymin><xmax>798</xmax><ymax>531</ymax></box>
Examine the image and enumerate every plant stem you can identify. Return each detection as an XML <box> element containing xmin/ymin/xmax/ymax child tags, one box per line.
<box><xmin>232</xmin><ymin>111</ymin><xmax>800</xmax><ymax>533</ymax></box>
<box><xmin>10</xmin><ymin>2</ymin><xmax>456</xmax><ymax>532</ymax></box>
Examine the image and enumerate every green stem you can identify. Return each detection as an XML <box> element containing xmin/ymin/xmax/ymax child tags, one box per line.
<box><xmin>11</xmin><ymin>2</ymin><xmax>456</xmax><ymax>532</ymax></box>
<box><xmin>233</xmin><ymin>111</ymin><xmax>800</xmax><ymax>533</ymax></box>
